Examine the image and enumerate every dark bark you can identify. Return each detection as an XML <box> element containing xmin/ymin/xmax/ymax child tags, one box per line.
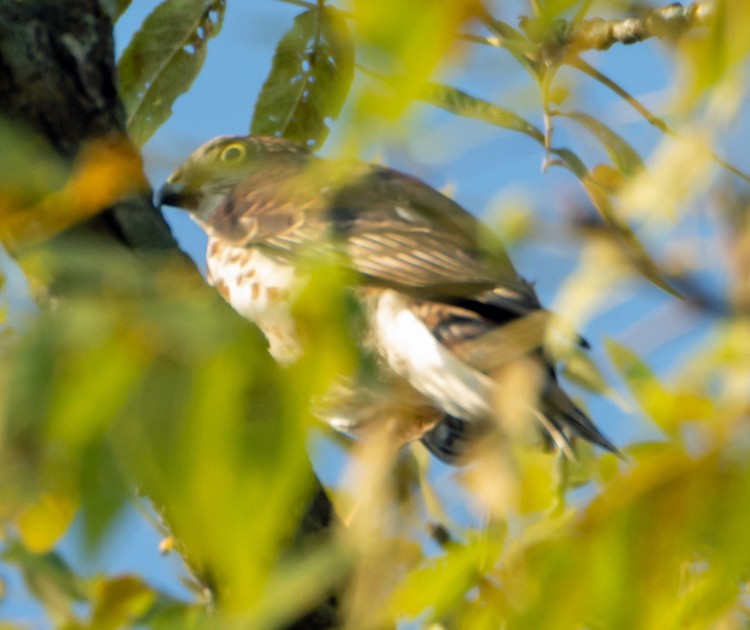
<box><xmin>0</xmin><ymin>0</ymin><xmax>174</xmax><ymax>254</ymax></box>
<box><xmin>0</xmin><ymin>1</ymin><xmax>338</xmax><ymax>627</ymax></box>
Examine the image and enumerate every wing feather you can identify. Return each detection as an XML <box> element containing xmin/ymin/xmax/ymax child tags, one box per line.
<box><xmin>204</xmin><ymin>159</ymin><xmax>537</xmax><ymax>302</ymax></box>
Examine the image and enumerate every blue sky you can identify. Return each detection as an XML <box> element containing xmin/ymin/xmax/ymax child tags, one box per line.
<box><xmin>2</xmin><ymin>1</ymin><xmax>733</xmax><ymax>625</ymax></box>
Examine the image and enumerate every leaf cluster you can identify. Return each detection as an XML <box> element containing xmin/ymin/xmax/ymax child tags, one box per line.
<box><xmin>3</xmin><ymin>1</ymin><xmax>750</xmax><ymax>628</ymax></box>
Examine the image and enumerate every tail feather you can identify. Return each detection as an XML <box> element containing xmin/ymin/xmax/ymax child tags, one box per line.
<box><xmin>542</xmin><ymin>383</ymin><xmax>619</xmax><ymax>455</ymax></box>
<box><xmin>421</xmin><ymin>383</ymin><xmax>618</xmax><ymax>465</ymax></box>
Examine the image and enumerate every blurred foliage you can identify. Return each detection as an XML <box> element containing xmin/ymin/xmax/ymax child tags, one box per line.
<box><xmin>0</xmin><ymin>135</ymin><xmax>148</xmax><ymax>254</ymax></box>
<box><xmin>3</xmin><ymin>0</ymin><xmax>750</xmax><ymax>628</ymax></box>
<box><xmin>1</xmin><ymin>245</ymin><xmax>352</xmax><ymax>626</ymax></box>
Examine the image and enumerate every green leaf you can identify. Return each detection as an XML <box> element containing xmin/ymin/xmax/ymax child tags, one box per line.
<box><xmin>561</xmin><ymin>348</ymin><xmax>609</xmax><ymax>395</ymax></box>
<box><xmin>554</xmin><ymin>156</ymin><xmax>684</xmax><ymax>299</ymax></box>
<box><xmin>80</xmin><ymin>442</ymin><xmax>129</xmax><ymax>551</ymax></box>
<box><xmin>90</xmin><ymin>575</ymin><xmax>156</xmax><ymax>630</ymax></box>
<box><xmin>606</xmin><ymin>340</ymin><xmax>673</xmax><ymax>428</ymax></box>
<box><xmin>422</xmin><ymin>83</ymin><xmax>545</xmax><ymax>143</ymax></box>
<box><xmin>16</xmin><ymin>493</ymin><xmax>77</xmax><ymax>553</ymax></box>
<box><xmin>2</xmin><ymin>540</ymin><xmax>87</xmax><ymax>626</ymax></box>
<box><xmin>390</xmin><ymin>536</ymin><xmax>503</xmax><ymax>621</ymax></box>
<box><xmin>605</xmin><ymin>340</ymin><xmax>714</xmax><ymax>433</ymax></box>
<box><xmin>246</xmin><ymin>541</ymin><xmax>351</xmax><ymax>630</ymax></box>
<box><xmin>562</xmin><ymin>112</ymin><xmax>644</xmax><ymax>176</ymax></box>
<box><xmin>118</xmin><ymin>0</ymin><xmax>226</xmax><ymax>147</ymax></box>
<box><xmin>251</xmin><ymin>8</ymin><xmax>355</xmax><ymax>150</ymax></box>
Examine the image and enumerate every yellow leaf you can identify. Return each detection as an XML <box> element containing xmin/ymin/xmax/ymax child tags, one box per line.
<box><xmin>90</xmin><ymin>575</ymin><xmax>156</xmax><ymax>629</ymax></box>
<box><xmin>591</xmin><ymin>163</ymin><xmax>626</xmax><ymax>193</ymax></box>
<box><xmin>517</xmin><ymin>450</ymin><xmax>555</xmax><ymax>514</ymax></box>
<box><xmin>0</xmin><ymin>136</ymin><xmax>147</xmax><ymax>251</ymax></box>
<box><xmin>390</xmin><ymin>535</ymin><xmax>501</xmax><ymax>621</ymax></box>
<box><xmin>606</xmin><ymin>340</ymin><xmax>714</xmax><ymax>433</ymax></box>
<box><xmin>17</xmin><ymin>493</ymin><xmax>77</xmax><ymax>553</ymax></box>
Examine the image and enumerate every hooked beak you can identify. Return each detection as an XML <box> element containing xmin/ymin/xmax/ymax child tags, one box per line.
<box><xmin>154</xmin><ymin>180</ymin><xmax>189</xmax><ymax>209</ymax></box>
<box><xmin>154</xmin><ymin>180</ymin><xmax>203</xmax><ymax>210</ymax></box>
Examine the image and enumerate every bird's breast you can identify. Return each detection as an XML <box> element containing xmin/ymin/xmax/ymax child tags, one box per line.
<box><xmin>206</xmin><ymin>238</ymin><xmax>302</xmax><ymax>363</ymax></box>
<box><xmin>367</xmin><ymin>290</ymin><xmax>495</xmax><ymax>421</ymax></box>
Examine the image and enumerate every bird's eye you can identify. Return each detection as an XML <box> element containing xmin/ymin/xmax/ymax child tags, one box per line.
<box><xmin>220</xmin><ymin>143</ymin><xmax>247</xmax><ymax>163</ymax></box>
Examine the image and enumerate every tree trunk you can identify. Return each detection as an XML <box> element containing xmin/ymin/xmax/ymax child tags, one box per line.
<box><xmin>0</xmin><ymin>2</ymin><xmax>338</xmax><ymax>627</ymax></box>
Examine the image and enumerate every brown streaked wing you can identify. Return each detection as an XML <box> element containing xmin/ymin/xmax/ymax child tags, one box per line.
<box><xmin>205</xmin><ymin>157</ymin><xmax>535</xmax><ymax>299</ymax></box>
<box><xmin>325</xmin><ymin>165</ymin><xmax>535</xmax><ymax>296</ymax></box>
<box><xmin>344</xmin><ymin>226</ymin><xmax>499</xmax><ymax>291</ymax></box>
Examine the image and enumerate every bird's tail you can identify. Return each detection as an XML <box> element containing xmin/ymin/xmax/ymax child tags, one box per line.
<box><xmin>421</xmin><ymin>383</ymin><xmax>618</xmax><ymax>464</ymax></box>
<box><xmin>538</xmin><ymin>382</ymin><xmax>619</xmax><ymax>456</ymax></box>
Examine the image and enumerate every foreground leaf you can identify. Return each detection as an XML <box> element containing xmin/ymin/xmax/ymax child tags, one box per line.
<box><xmin>17</xmin><ymin>493</ymin><xmax>77</xmax><ymax>553</ymax></box>
<box><xmin>251</xmin><ymin>8</ymin><xmax>354</xmax><ymax>149</ymax></box>
<box><xmin>118</xmin><ymin>0</ymin><xmax>226</xmax><ymax>147</ymax></box>
<box><xmin>562</xmin><ymin>111</ymin><xmax>644</xmax><ymax>176</ymax></box>
<box><xmin>423</xmin><ymin>83</ymin><xmax>544</xmax><ymax>143</ymax></box>
<box><xmin>89</xmin><ymin>575</ymin><xmax>157</xmax><ymax>630</ymax></box>
<box><xmin>606</xmin><ymin>340</ymin><xmax>714</xmax><ymax>432</ymax></box>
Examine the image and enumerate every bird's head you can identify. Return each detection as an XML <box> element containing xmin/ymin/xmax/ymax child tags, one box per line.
<box><xmin>156</xmin><ymin>135</ymin><xmax>309</xmax><ymax>222</ymax></box>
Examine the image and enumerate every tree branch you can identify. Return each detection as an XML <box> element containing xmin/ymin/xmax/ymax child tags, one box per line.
<box><xmin>0</xmin><ymin>1</ymin><xmax>338</xmax><ymax>627</ymax></box>
<box><xmin>521</xmin><ymin>2</ymin><xmax>714</xmax><ymax>54</ymax></box>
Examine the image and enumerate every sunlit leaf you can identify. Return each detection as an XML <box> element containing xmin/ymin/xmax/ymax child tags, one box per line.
<box><xmin>517</xmin><ymin>450</ymin><xmax>556</xmax><ymax>513</ymax></box>
<box><xmin>353</xmin><ymin>0</ymin><xmax>476</xmax><ymax>119</ymax></box>
<box><xmin>572</xmin><ymin>164</ymin><xmax>683</xmax><ymax>298</ymax></box>
<box><xmin>539</xmin><ymin>0</ymin><xmax>592</xmax><ymax>20</ymax></box>
<box><xmin>619</xmin><ymin>131</ymin><xmax>717</xmax><ymax>223</ymax></box>
<box><xmin>90</xmin><ymin>575</ymin><xmax>156</xmax><ymax>630</ymax></box>
<box><xmin>0</xmin><ymin>136</ymin><xmax>147</xmax><ymax>251</ymax></box>
<box><xmin>390</xmin><ymin>536</ymin><xmax>502</xmax><ymax>622</ymax></box>
<box><xmin>562</xmin><ymin>111</ymin><xmax>644</xmax><ymax>176</ymax></box>
<box><xmin>251</xmin><ymin>8</ymin><xmax>354</xmax><ymax>149</ymax></box>
<box><xmin>244</xmin><ymin>541</ymin><xmax>350</xmax><ymax>630</ymax></box>
<box><xmin>605</xmin><ymin>340</ymin><xmax>676</xmax><ymax>429</ymax></box>
<box><xmin>16</xmin><ymin>493</ymin><xmax>77</xmax><ymax>553</ymax></box>
<box><xmin>551</xmin><ymin>238</ymin><xmax>632</xmax><ymax>364</ymax></box>
<box><xmin>596</xmin><ymin>451</ymin><xmax>621</xmax><ymax>484</ymax></box>
<box><xmin>561</xmin><ymin>348</ymin><xmax>609</xmax><ymax>395</ymax></box>
<box><xmin>118</xmin><ymin>0</ymin><xmax>226</xmax><ymax>147</ymax></box>
<box><xmin>676</xmin><ymin>0</ymin><xmax>750</xmax><ymax>109</ymax></box>
<box><xmin>423</xmin><ymin>83</ymin><xmax>544</xmax><ymax>143</ymax></box>
<box><xmin>0</xmin><ymin>118</ymin><xmax>69</xmax><ymax>207</ymax></box>
<box><xmin>606</xmin><ymin>340</ymin><xmax>714</xmax><ymax>433</ymax></box>
<box><xmin>561</xmin><ymin>440</ymin><xmax>598</xmax><ymax>489</ymax></box>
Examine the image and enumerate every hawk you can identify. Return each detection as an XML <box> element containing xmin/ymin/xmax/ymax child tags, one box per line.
<box><xmin>157</xmin><ymin>135</ymin><xmax>616</xmax><ymax>463</ymax></box>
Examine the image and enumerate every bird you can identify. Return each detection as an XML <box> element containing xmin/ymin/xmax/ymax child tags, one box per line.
<box><xmin>156</xmin><ymin>135</ymin><xmax>617</xmax><ymax>464</ymax></box>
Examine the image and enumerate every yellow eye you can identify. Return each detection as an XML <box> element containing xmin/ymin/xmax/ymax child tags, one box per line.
<box><xmin>220</xmin><ymin>143</ymin><xmax>247</xmax><ymax>163</ymax></box>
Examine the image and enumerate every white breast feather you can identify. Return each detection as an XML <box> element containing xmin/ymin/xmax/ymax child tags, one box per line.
<box><xmin>206</xmin><ymin>239</ymin><xmax>302</xmax><ymax>364</ymax></box>
<box><xmin>372</xmin><ymin>291</ymin><xmax>494</xmax><ymax>420</ymax></box>
<box><xmin>207</xmin><ymin>239</ymin><xmax>494</xmax><ymax>422</ymax></box>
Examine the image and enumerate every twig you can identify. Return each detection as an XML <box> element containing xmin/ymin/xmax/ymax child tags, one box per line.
<box><xmin>569</xmin><ymin>56</ymin><xmax>750</xmax><ymax>185</ymax></box>
<box><xmin>521</xmin><ymin>2</ymin><xmax>714</xmax><ymax>53</ymax></box>
<box><xmin>568</xmin><ymin>56</ymin><xmax>668</xmax><ymax>132</ymax></box>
